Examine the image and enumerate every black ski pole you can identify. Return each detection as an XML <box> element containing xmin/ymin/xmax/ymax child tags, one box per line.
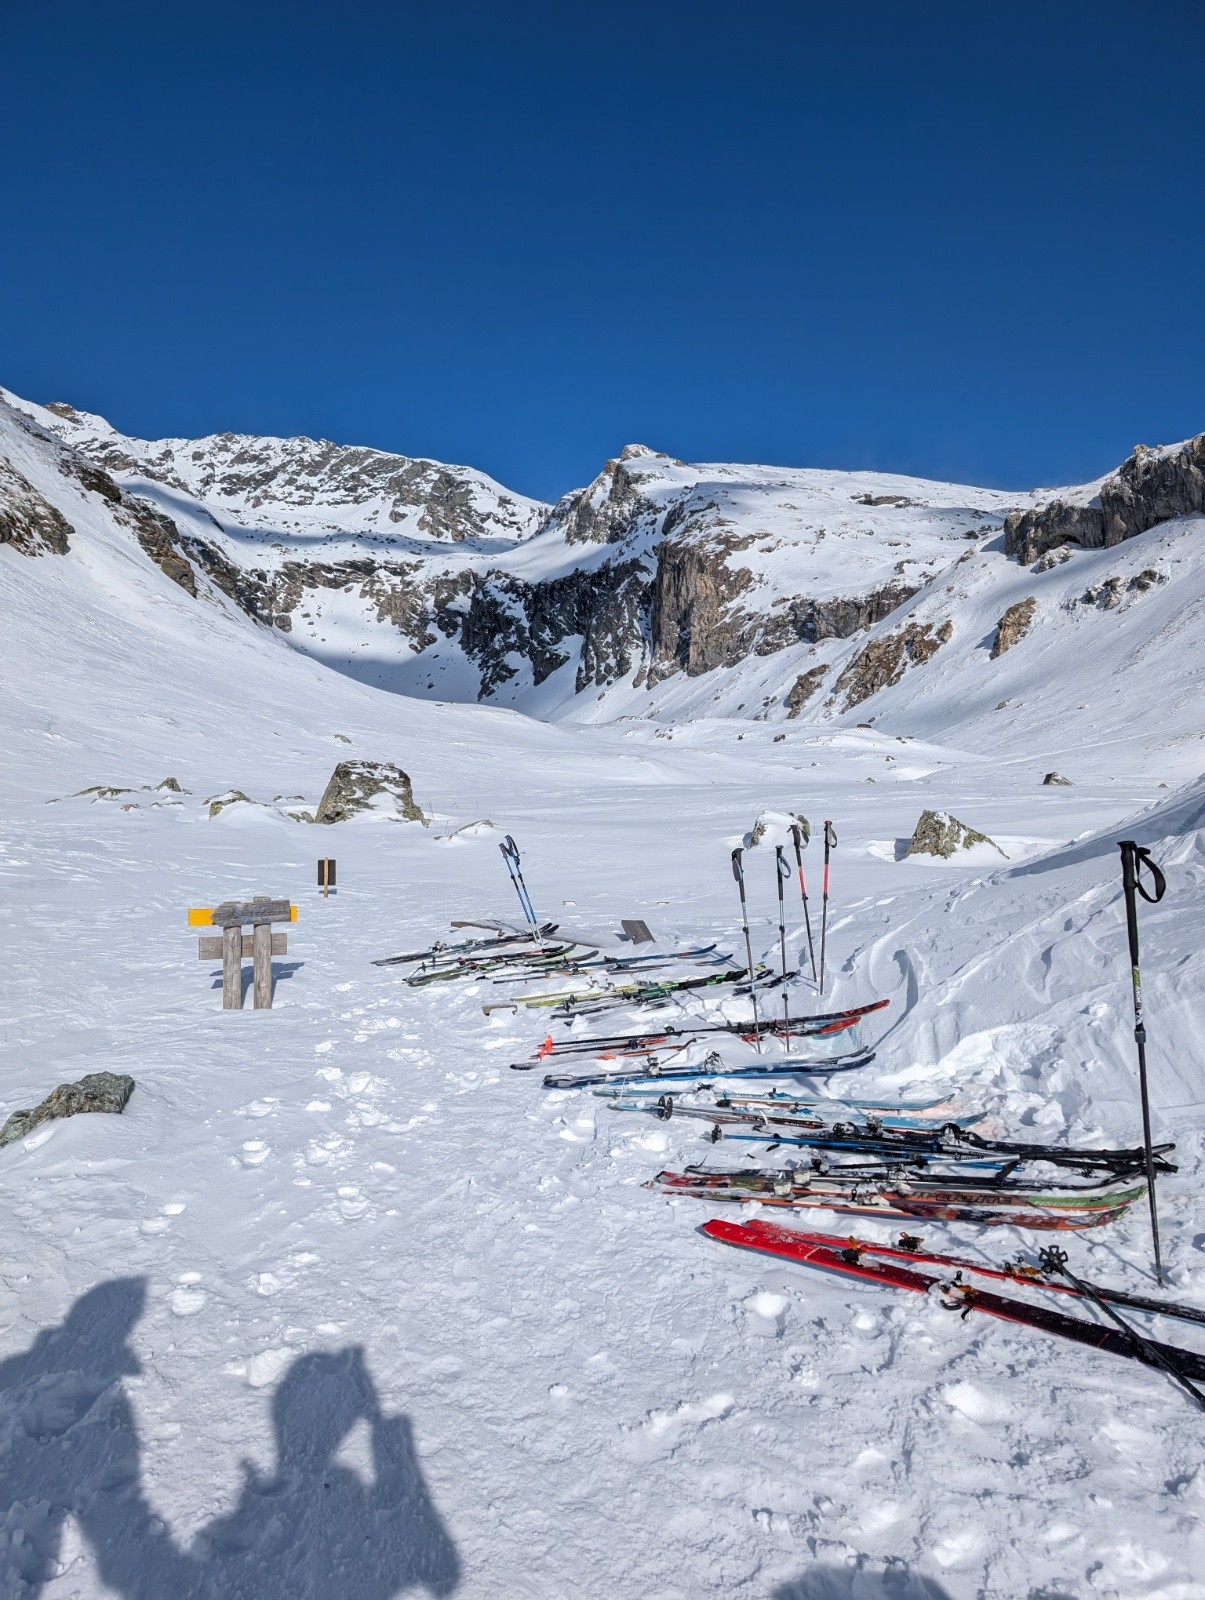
<box><xmin>499</xmin><ymin>835</ymin><xmax>539</xmax><ymax>935</ymax></box>
<box><xmin>790</xmin><ymin>822</ymin><xmax>818</xmax><ymax>986</ymax></box>
<box><xmin>1039</xmin><ymin>1246</ymin><xmax>1205</xmax><ymax>1411</ymax></box>
<box><xmin>775</xmin><ymin>845</ymin><xmax>792</xmax><ymax>1042</ymax></box>
<box><xmin>1119</xmin><ymin>839</ymin><xmax>1168</xmax><ymax>1286</ymax></box>
<box><xmin>731</xmin><ymin>847</ymin><xmax>762</xmax><ymax>1053</ymax></box>
<box><xmin>819</xmin><ymin>821</ymin><xmax>837</xmax><ymax>996</ymax></box>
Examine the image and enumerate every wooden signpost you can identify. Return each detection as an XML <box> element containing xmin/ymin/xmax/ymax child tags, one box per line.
<box><xmin>189</xmin><ymin>898</ymin><xmax>297</xmax><ymax>1010</ymax></box>
<box><xmin>318</xmin><ymin>858</ymin><xmax>336</xmax><ymax>898</ymax></box>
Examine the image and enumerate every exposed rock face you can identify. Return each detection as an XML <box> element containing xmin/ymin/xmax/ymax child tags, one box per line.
<box><xmin>0</xmin><ymin>1071</ymin><xmax>135</xmax><ymax>1150</ymax></box>
<box><xmin>314</xmin><ymin>760</ymin><xmax>424</xmax><ymax>824</ymax></box>
<box><xmin>991</xmin><ymin>598</ymin><xmax>1037</xmax><ymax>658</ymax></box>
<box><xmin>647</xmin><ymin>532</ymin><xmax>918</xmax><ymax>685</ymax></box>
<box><xmin>786</xmin><ymin>665</ymin><xmax>828</xmax><ymax>718</ymax></box>
<box><xmin>1004</xmin><ymin>435</ymin><xmax>1205</xmax><ymax>563</ymax></box>
<box><xmin>906</xmin><ymin>809</ymin><xmax>1006</xmax><ymax>859</ymax></box>
<box><xmin>20</xmin><ymin>394</ymin><xmax>1020</xmax><ymax>711</ymax></box>
<box><xmin>0</xmin><ymin>458</ymin><xmax>73</xmax><ymax>554</ymax></box>
<box><xmin>39</xmin><ymin>410</ymin><xmax>545</xmax><ymax>544</ymax></box>
<box><xmin>833</xmin><ymin>619</ymin><xmax>952</xmax><ymax>710</ymax></box>
<box><xmin>120</xmin><ymin>494</ymin><xmax>198</xmax><ymax>594</ymax></box>
<box><xmin>1043</xmin><ymin>771</ymin><xmax>1072</xmax><ymax>785</ymax></box>
<box><xmin>539</xmin><ymin>445</ymin><xmax>676</xmax><ymax>546</ymax></box>
<box><xmin>647</xmin><ymin>533</ymin><xmax>754</xmax><ymax>680</ymax></box>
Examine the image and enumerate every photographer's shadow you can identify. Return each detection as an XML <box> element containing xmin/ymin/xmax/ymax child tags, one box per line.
<box><xmin>0</xmin><ymin>1278</ymin><xmax>459</xmax><ymax>1599</ymax></box>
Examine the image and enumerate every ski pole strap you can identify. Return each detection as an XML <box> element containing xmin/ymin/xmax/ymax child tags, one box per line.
<box><xmin>824</xmin><ymin>821</ymin><xmax>837</xmax><ymax>850</ymax></box>
<box><xmin>500</xmin><ymin>835</ymin><xmax>521</xmax><ymax>868</ymax></box>
<box><xmin>1119</xmin><ymin>840</ymin><xmax>1166</xmax><ymax>905</ymax></box>
<box><xmin>731</xmin><ymin>847</ymin><xmax>744</xmax><ymax>884</ymax></box>
<box><xmin>776</xmin><ymin>847</ymin><xmax>791</xmax><ymax>882</ymax></box>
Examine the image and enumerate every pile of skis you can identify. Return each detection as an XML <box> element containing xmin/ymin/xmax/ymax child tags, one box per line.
<box><xmin>372</xmin><ymin>823</ymin><xmax>1201</xmax><ymax>1405</ymax></box>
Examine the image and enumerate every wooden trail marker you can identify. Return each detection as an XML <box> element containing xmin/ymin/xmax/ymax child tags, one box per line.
<box><xmin>198</xmin><ymin>933</ymin><xmax>287</xmax><ymax>960</ymax></box>
<box><xmin>318</xmin><ymin>858</ymin><xmax>336</xmax><ymax>897</ymax></box>
<box><xmin>188</xmin><ymin>897</ymin><xmax>296</xmax><ymax>1010</ymax></box>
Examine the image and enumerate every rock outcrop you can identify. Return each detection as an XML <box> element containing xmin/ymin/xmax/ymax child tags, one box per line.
<box><xmin>314</xmin><ymin>760</ymin><xmax>425</xmax><ymax>824</ymax></box>
<box><xmin>539</xmin><ymin>444</ymin><xmax>675</xmax><ymax>547</ymax></box>
<box><xmin>208</xmin><ymin>790</ymin><xmax>254</xmax><ymax>818</ymax></box>
<box><xmin>906</xmin><ymin>810</ymin><xmax>1006</xmax><ymax>859</ymax></box>
<box><xmin>1043</xmin><ymin>772</ymin><xmax>1072</xmax><ymax>786</ymax></box>
<box><xmin>786</xmin><ymin>665</ymin><xmax>828</xmax><ymax>718</ymax></box>
<box><xmin>833</xmin><ymin>619</ymin><xmax>952</xmax><ymax>710</ymax></box>
<box><xmin>1072</xmin><ymin>569</ymin><xmax>1167</xmax><ymax>611</ymax></box>
<box><xmin>991</xmin><ymin>598</ymin><xmax>1037</xmax><ymax>658</ymax></box>
<box><xmin>1004</xmin><ymin>435</ymin><xmax>1205</xmax><ymax>563</ymax></box>
<box><xmin>0</xmin><ymin>458</ymin><xmax>73</xmax><ymax>554</ymax></box>
<box><xmin>1</xmin><ymin>1072</ymin><xmax>135</xmax><ymax>1150</ymax></box>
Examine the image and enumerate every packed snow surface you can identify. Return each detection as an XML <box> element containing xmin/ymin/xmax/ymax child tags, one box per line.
<box><xmin>3</xmin><ymin>391</ymin><xmax>1205</xmax><ymax>1599</ymax></box>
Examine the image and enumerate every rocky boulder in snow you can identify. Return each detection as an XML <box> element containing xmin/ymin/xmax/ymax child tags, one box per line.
<box><xmin>207</xmin><ymin>790</ymin><xmax>254</xmax><ymax>818</ymax></box>
<box><xmin>0</xmin><ymin>1071</ymin><xmax>135</xmax><ymax>1150</ymax></box>
<box><xmin>906</xmin><ymin>809</ymin><xmax>1006</xmax><ymax>859</ymax></box>
<box><xmin>314</xmin><ymin>760</ymin><xmax>425</xmax><ymax>824</ymax></box>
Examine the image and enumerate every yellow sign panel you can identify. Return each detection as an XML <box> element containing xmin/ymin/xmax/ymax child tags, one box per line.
<box><xmin>187</xmin><ymin>906</ymin><xmax>298</xmax><ymax>926</ymax></box>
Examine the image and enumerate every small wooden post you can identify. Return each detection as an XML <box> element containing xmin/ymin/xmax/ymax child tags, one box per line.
<box><xmin>222</xmin><ymin>923</ymin><xmax>243</xmax><ymax>1010</ymax></box>
<box><xmin>252</xmin><ymin>920</ymin><xmax>273</xmax><ymax>1009</ymax></box>
<box><xmin>318</xmin><ymin>858</ymin><xmax>336</xmax><ymax>898</ymax></box>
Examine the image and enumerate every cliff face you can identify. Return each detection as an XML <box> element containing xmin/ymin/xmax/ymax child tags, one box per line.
<box><xmin>12</xmin><ymin>390</ymin><xmax>1021</xmax><ymax>714</ymax></box>
<box><xmin>7</xmin><ymin>384</ymin><xmax>1204</xmax><ymax>745</ymax></box>
<box><xmin>1004</xmin><ymin>435</ymin><xmax>1205</xmax><ymax>564</ymax></box>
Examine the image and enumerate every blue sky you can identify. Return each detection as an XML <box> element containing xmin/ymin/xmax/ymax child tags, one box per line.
<box><xmin>2</xmin><ymin>0</ymin><xmax>1202</xmax><ymax>501</ymax></box>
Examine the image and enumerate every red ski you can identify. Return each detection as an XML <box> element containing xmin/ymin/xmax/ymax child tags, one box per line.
<box><xmin>702</xmin><ymin>1218</ymin><xmax>1205</xmax><ymax>1381</ymax></box>
<box><xmin>774</xmin><ymin>1230</ymin><xmax>1205</xmax><ymax>1330</ymax></box>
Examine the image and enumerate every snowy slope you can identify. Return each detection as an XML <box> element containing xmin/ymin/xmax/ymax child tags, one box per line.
<box><xmin>4</xmin><ymin>388</ymin><xmax>1205</xmax><ymax>1598</ymax></box>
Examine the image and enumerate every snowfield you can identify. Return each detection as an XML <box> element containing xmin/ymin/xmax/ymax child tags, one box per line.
<box><xmin>3</xmin><ymin>390</ymin><xmax>1205</xmax><ymax>1600</ymax></box>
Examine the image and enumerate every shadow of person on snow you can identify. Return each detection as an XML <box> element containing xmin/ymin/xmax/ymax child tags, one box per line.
<box><xmin>0</xmin><ymin>1279</ymin><xmax>459</xmax><ymax>1599</ymax></box>
<box><xmin>773</xmin><ymin>1564</ymin><xmax>954</xmax><ymax>1599</ymax></box>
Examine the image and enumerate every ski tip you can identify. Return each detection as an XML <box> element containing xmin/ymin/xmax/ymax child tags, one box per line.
<box><xmin>701</xmin><ymin>1218</ymin><xmax>749</xmax><ymax>1245</ymax></box>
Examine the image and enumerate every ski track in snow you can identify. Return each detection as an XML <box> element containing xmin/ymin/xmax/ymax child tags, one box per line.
<box><xmin>3</xmin><ymin>397</ymin><xmax>1205</xmax><ymax>1599</ymax></box>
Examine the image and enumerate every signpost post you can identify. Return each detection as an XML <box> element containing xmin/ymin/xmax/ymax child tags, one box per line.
<box><xmin>318</xmin><ymin>859</ymin><xmax>336</xmax><ymax>898</ymax></box>
<box><xmin>189</xmin><ymin>898</ymin><xmax>297</xmax><ymax>1010</ymax></box>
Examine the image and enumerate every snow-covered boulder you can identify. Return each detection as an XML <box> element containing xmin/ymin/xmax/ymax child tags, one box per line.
<box><xmin>906</xmin><ymin>809</ymin><xmax>1006</xmax><ymax>859</ymax></box>
<box><xmin>314</xmin><ymin>760</ymin><xmax>424</xmax><ymax>824</ymax></box>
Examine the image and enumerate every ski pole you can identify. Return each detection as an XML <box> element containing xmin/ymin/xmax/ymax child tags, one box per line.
<box><xmin>731</xmin><ymin>847</ymin><xmax>762</xmax><ymax>1053</ymax></box>
<box><xmin>1039</xmin><ymin>1246</ymin><xmax>1205</xmax><ymax>1411</ymax></box>
<box><xmin>775</xmin><ymin>845</ymin><xmax>792</xmax><ymax>1042</ymax></box>
<box><xmin>790</xmin><ymin>822</ymin><xmax>818</xmax><ymax>986</ymax></box>
<box><xmin>499</xmin><ymin>835</ymin><xmax>539</xmax><ymax>935</ymax></box>
<box><xmin>819</xmin><ymin>821</ymin><xmax>836</xmax><ymax>996</ymax></box>
<box><xmin>1119</xmin><ymin>839</ymin><xmax>1168</xmax><ymax>1286</ymax></box>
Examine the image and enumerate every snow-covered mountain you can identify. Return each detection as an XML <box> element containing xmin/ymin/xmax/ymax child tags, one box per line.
<box><xmin>4</xmin><ymin>380</ymin><xmax>1205</xmax><ymax>1598</ymax></box>
<box><xmin>7</xmin><ymin>386</ymin><xmax>1205</xmax><ymax>769</ymax></box>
